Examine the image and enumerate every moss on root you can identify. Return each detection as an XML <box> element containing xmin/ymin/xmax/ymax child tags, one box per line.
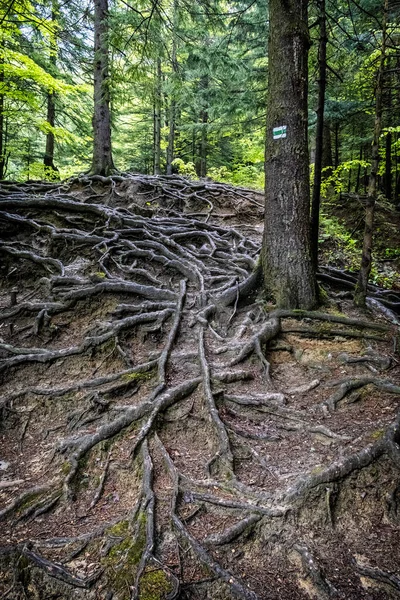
<box><xmin>103</xmin><ymin>512</ymin><xmax>148</xmax><ymax>595</ymax></box>
<box><xmin>120</xmin><ymin>369</ymin><xmax>156</xmax><ymax>383</ymax></box>
<box><xmin>139</xmin><ymin>568</ymin><xmax>174</xmax><ymax>600</ymax></box>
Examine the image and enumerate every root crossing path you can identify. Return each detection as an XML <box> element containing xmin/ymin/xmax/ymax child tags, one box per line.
<box><xmin>0</xmin><ymin>175</ymin><xmax>400</xmax><ymax>600</ymax></box>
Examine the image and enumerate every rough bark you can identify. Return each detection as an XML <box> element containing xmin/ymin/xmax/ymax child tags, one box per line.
<box><xmin>262</xmin><ymin>0</ymin><xmax>317</xmax><ymax>309</ymax></box>
<box><xmin>43</xmin><ymin>2</ymin><xmax>58</xmax><ymax>174</ymax></box>
<box><xmin>90</xmin><ymin>0</ymin><xmax>115</xmax><ymax>176</ymax></box>
<box><xmin>196</xmin><ymin>75</ymin><xmax>208</xmax><ymax>178</ymax></box>
<box><xmin>310</xmin><ymin>0</ymin><xmax>327</xmax><ymax>272</ymax></box>
<box><xmin>0</xmin><ymin>40</ymin><xmax>5</xmax><ymax>180</ymax></box>
<box><xmin>154</xmin><ymin>58</ymin><xmax>162</xmax><ymax>175</ymax></box>
<box><xmin>166</xmin><ymin>0</ymin><xmax>178</xmax><ymax>176</ymax></box>
<box><xmin>354</xmin><ymin>0</ymin><xmax>388</xmax><ymax>307</ymax></box>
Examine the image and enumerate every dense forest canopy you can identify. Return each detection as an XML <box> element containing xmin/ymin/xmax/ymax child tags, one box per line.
<box><xmin>0</xmin><ymin>0</ymin><xmax>398</xmax><ymax>195</ymax></box>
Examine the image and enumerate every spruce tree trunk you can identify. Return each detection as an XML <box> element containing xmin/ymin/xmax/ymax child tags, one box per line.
<box><xmin>385</xmin><ymin>130</ymin><xmax>392</xmax><ymax>199</ymax></box>
<box><xmin>354</xmin><ymin>0</ymin><xmax>388</xmax><ymax>307</ymax></box>
<box><xmin>334</xmin><ymin>123</ymin><xmax>339</xmax><ymax>168</ymax></box>
<box><xmin>199</xmin><ymin>107</ymin><xmax>208</xmax><ymax>178</ymax></box>
<box><xmin>322</xmin><ymin>122</ymin><xmax>332</xmax><ymax>174</ymax></box>
<box><xmin>0</xmin><ymin>47</ymin><xmax>4</xmax><ymax>180</ymax></box>
<box><xmin>262</xmin><ymin>0</ymin><xmax>317</xmax><ymax>310</ymax></box>
<box><xmin>91</xmin><ymin>0</ymin><xmax>115</xmax><ymax>176</ymax></box>
<box><xmin>154</xmin><ymin>58</ymin><xmax>162</xmax><ymax>175</ymax></box>
<box><xmin>196</xmin><ymin>75</ymin><xmax>208</xmax><ymax>178</ymax></box>
<box><xmin>44</xmin><ymin>2</ymin><xmax>58</xmax><ymax>174</ymax></box>
<box><xmin>166</xmin><ymin>0</ymin><xmax>178</xmax><ymax>176</ymax></box>
<box><xmin>44</xmin><ymin>92</ymin><xmax>56</xmax><ymax>171</ymax></box>
<box><xmin>310</xmin><ymin>0</ymin><xmax>327</xmax><ymax>271</ymax></box>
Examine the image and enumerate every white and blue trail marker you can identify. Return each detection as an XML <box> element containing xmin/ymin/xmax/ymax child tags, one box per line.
<box><xmin>273</xmin><ymin>125</ymin><xmax>287</xmax><ymax>139</ymax></box>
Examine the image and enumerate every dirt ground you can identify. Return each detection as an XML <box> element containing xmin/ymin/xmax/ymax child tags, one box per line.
<box><xmin>0</xmin><ymin>175</ymin><xmax>399</xmax><ymax>600</ymax></box>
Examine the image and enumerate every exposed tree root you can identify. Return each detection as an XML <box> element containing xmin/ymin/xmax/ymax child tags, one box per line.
<box><xmin>0</xmin><ymin>178</ymin><xmax>399</xmax><ymax>599</ymax></box>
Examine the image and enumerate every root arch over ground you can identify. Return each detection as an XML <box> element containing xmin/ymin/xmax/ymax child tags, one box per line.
<box><xmin>0</xmin><ymin>174</ymin><xmax>399</xmax><ymax>599</ymax></box>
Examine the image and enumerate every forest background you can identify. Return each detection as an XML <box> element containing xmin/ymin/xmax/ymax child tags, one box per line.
<box><xmin>1</xmin><ymin>0</ymin><xmax>399</xmax><ymax>196</ymax></box>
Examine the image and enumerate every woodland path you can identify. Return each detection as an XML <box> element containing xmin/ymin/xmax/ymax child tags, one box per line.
<box><xmin>0</xmin><ymin>174</ymin><xmax>400</xmax><ymax>600</ymax></box>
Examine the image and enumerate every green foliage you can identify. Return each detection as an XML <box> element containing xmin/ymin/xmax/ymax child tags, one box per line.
<box><xmin>319</xmin><ymin>213</ymin><xmax>360</xmax><ymax>270</ymax></box>
<box><xmin>208</xmin><ymin>163</ymin><xmax>264</xmax><ymax>189</ymax></box>
<box><xmin>171</xmin><ymin>158</ymin><xmax>198</xmax><ymax>178</ymax></box>
<box><xmin>319</xmin><ymin>160</ymin><xmax>370</xmax><ymax>196</ymax></box>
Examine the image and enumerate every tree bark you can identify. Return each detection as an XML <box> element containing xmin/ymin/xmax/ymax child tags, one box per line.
<box><xmin>262</xmin><ymin>0</ymin><xmax>317</xmax><ymax>310</ymax></box>
<box><xmin>0</xmin><ymin>56</ymin><xmax>4</xmax><ymax>180</ymax></box>
<box><xmin>196</xmin><ymin>75</ymin><xmax>208</xmax><ymax>178</ymax></box>
<box><xmin>310</xmin><ymin>0</ymin><xmax>327</xmax><ymax>271</ymax></box>
<box><xmin>154</xmin><ymin>58</ymin><xmax>162</xmax><ymax>175</ymax></box>
<box><xmin>354</xmin><ymin>0</ymin><xmax>388</xmax><ymax>307</ymax></box>
<box><xmin>91</xmin><ymin>0</ymin><xmax>115</xmax><ymax>176</ymax></box>
<box><xmin>166</xmin><ymin>0</ymin><xmax>178</xmax><ymax>176</ymax></box>
<box><xmin>322</xmin><ymin>122</ymin><xmax>332</xmax><ymax>174</ymax></box>
<box><xmin>43</xmin><ymin>1</ymin><xmax>58</xmax><ymax>174</ymax></box>
<box><xmin>334</xmin><ymin>122</ymin><xmax>339</xmax><ymax>169</ymax></box>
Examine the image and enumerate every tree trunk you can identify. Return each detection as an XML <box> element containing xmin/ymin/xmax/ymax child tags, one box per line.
<box><xmin>43</xmin><ymin>2</ymin><xmax>58</xmax><ymax>174</ymax></box>
<box><xmin>0</xmin><ymin>42</ymin><xmax>5</xmax><ymax>180</ymax></box>
<box><xmin>166</xmin><ymin>0</ymin><xmax>178</xmax><ymax>176</ymax></box>
<box><xmin>44</xmin><ymin>92</ymin><xmax>56</xmax><ymax>172</ymax></box>
<box><xmin>262</xmin><ymin>0</ymin><xmax>317</xmax><ymax>310</ymax></box>
<box><xmin>322</xmin><ymin>122</ymin><xmax>332</xmax><ymax>174</ymax></box>
<box><xmin>195</xmin><ymin>75</ymin><xmax>208</xmax><ymax>178</ymax></box>
<box><xmin>355</xmin><ymin>146</ymin><xmax>363</xmax><ymax>194</ymax></box>
<box><xmin>91</xmin><ymin>0</ymin><xmax>115</xmax><ymax>176</ymax></box>
<box><xmin>199</xmin><ymin>106</ymin><xmax>208</xmax><ymax>178</ymax></box>
<box><xmin>310</xmin><ymin>0</ymin><xmax>327</xmax><ymax>271</ymax></box>
<box><xmin>334</xmin><ymin>122</ymin><xmax>339</xmax><ymax>168</ymax></box>
<box><xmin>354</xmin><ymin>0</ymin><xmax>388</xmax><ymax>307</ymax></box>
<box><xmin>154</xmin><ymin>58</ymin><xmax>162</xmax><ymax>175</ymax></box>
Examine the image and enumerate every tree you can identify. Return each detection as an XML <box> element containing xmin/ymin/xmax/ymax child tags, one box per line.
<box><xmin>310</xmin><ymin>0</ymin><xmax>327</xmax><ymax>271</ymax></box>
<box><xmin>262</xmin><ymin>0</ymin><xmax>317</xmax><ymax>309</ymax></box>
<box><xmin>354</xmin><ymin>0</ymin><xmax>389</xmax><ymax>307</ymax></box>
<box><xmin>91</xmin><ymin>0</ymin><xmax>115</xmax><ymax>175</ymax></box>
<box><xmin>43</xmin><ymin>0</ymin><xmax>59</xmax><ymax>174</ymax></box>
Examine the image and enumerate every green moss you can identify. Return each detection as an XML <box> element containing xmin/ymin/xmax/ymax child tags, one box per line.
<box><xmin>107</xmin><ymin>520</ymin><xmax>130</xmax><ymax>537</ymax></box>
<box><xmin>61</xmin><ymin>461</ymin><xmax>71</xmax><ymax>475</ymax></box>
<box><xmin>317</xmin><ymin>285</ymin><xmax>330</xmax><ymax>306</ymax></box>
<box><xmin>370</xmin><ymin>429</ymin><xmax>385</xmax><ymax>440</ymax></box>
<box><xmin>139</xmin><ymin>569</ymin><xmax>173</xmax><ymax>600</ymax></box>
<box><xmin>120</xmin><ymin>369</ymin><xmax>156</xmax><ymax>383</ymax></box>
<box><xmin>103</xmin><ymin>512</ymin><xmax>148</xmax><ymax>594</ymax></box>
<box><xmin>18</xmin><ymin>490</ymin><xmax>45</xmax><ymax>511</ymax></box>
<box><xmin>95</xmin><ymin>271</ymin><xmax>106</xmax><ymax>278</ymax></box>
<box><xmin>311</xmin><ymin>465</ymin><xmax>324</xmax><ymax>475</ymax></box>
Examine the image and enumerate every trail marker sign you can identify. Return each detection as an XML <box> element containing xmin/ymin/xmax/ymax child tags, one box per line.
<box><xmin>273</xmin><ymin>125</ymin><xmax>287</xmax><ymax>139</ymax></box>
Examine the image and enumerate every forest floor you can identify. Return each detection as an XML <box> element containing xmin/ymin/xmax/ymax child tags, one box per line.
<box><xmin>0</xmin><ymin>175</ymin><xmax>400</xmax><ymax>600</ymax></box>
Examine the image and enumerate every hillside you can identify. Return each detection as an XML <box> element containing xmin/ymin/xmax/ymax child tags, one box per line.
<box><xmin>0</xmin><ymin>175</ymin><xmax>400</xmax><ymax>600</ymax></box>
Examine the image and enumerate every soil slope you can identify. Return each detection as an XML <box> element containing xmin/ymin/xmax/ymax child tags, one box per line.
<box><xmin>0</xmin><ymin>175</ymin><xmax>399</xmax><ymax>600</ymax></box>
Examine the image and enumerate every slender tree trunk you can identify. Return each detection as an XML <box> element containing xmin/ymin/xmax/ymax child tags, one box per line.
<box><xmin>334</xmin><ymin>122</ymin><xmax>339</xmax><ymax>168</ymax></box>
<box><xmin>385</xmin><ymin>129</ymin><xmax>392</xmax><ymax>199</ymax></box>
<box><xmin>199</xmin><ymin>107</ymin><xmax>208</xmax><ymax>178</ymax></box>
<box><xmin>166</xmin><ymin>0</ymin><xmax>178</xmax><ymax>175</ymax></box>
<box><xmin>0</xmin><ymin>42</ymin><xmax>5</xmax><ymax>180</ymax></box>
<box><xmin>91</xmin><ymin>0</ymin><xmax>115</xmax><ymax>176</ymax></box>
<box><xmin>196</xmin><ymin>75</ymin><xmax>208</xmax><ymax>178</ymax></box>
<box><xmin>262</xmin><ymin>0</ymin><xmax>317</xmax><ymax>310</ymax></box>
<box><xmin>310</xmin><ymin>0</ymin><xmax>327</xmax><ymax>271</ymax></box>
<box><xmin>322</xmin><ymin>122</ymin><xmax>332</xmax><ymax>174</ymax></box>
<box><xmin>154</xmin><ymin>58</ymin><xmax>162</xmax><ymax>175</ymax></box>
<box><xmin>44</xmin><ymin>92</ymin><xmax>56</xmax><ymax>171</ymax></box>
<box><xmin>44</xmin><ymin>2</ymin><xmax>58</xmax><ymax>174</ymax></box>
<box><xmin>355</xmin><ymin>146</ymin><xmax>362</xmax><ymax>194</ymax></box>
<box><xmin>166</xmin><ymin>101</ymin><xmax>176</xmax><ymax>175</ymax></box>
<box><xmin>354</xmin><ymin>0</ymin><xmax>388</xmax><ymax>307</ymax></box>
<box><xmin>347</xmin><ymin>139</ymin><xmax>353</xmax><ymax>193</ymax></box>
